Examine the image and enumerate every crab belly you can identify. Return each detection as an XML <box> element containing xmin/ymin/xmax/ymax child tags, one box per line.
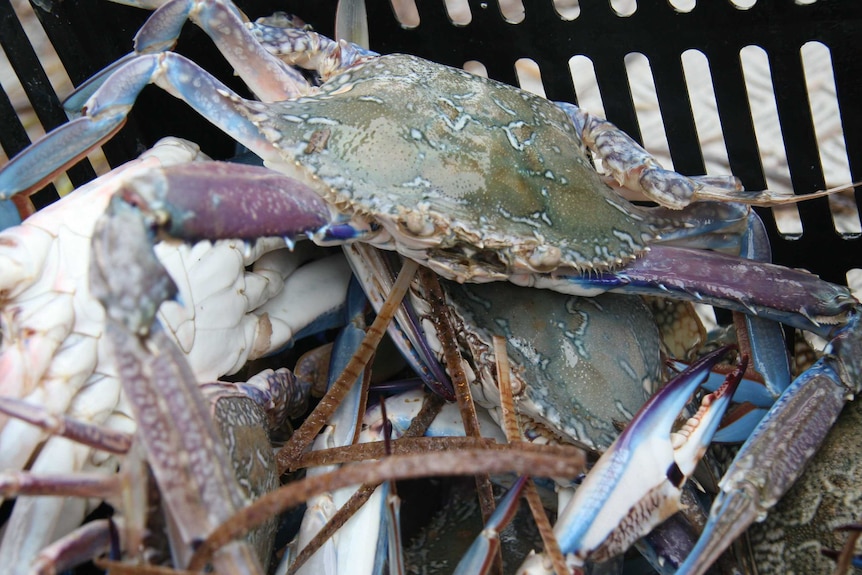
<box><xmin>247</xmin><ymin>54</ymin><xmax>656</xmax><ymax>279</ymax></box>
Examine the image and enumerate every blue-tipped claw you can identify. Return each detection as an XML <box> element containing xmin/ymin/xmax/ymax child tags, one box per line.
<box><xmin>676</xmin><ymin>312</ymin><xmax>862</xmax><ymax>575</ymax></box>
<box><xmin>541</xmin><ymin>245</ymin><xmax>856</xmax><ymax>338</ymax></box>
<box><xmin>549</xmin><ymin>346</ymin><xmax>745</xmax><ymax>567</ymax></box>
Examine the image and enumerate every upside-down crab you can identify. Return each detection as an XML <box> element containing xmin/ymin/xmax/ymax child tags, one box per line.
<box><xmin>1</xmin><ymin>0</ymin><xmax>861</xmax><ymax>573</ymax></box>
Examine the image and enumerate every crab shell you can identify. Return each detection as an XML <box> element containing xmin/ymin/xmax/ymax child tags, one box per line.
<box><xmin>234</xmin><ymin>54</ymin><xmax>660</xmax><ymax>282</ymax></box>
<box><xmin>423</xmin><ymin>282</ymin><xmax>662</xmax><ymax>451</ymax></box>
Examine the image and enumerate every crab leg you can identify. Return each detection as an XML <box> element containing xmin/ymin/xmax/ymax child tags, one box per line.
<box><xmin>343</xmin><ymin>243</ymin><xmax>455</xmax><ymax>399</ymax></box>
<box><xmin>29</xmin><ymin>519</ymin><xmax>120</xmax><ymax>575</ymax></box>
<box><xmin>708</xmin><ymin>209</ymin><xmax>795</xmax><ymax>443</ymax></box>
<box><xmin>64</xmin><ymin>0</ymin><xmax>375</xmax><ymax>121</ymax></box>
<box><xmin>709</xmin><ymin>211</ymin><xmax>793</xmax><ymax>444</ymax></box>
<box><xmin>0</xmin><ymin>396</ymin><xmax>132</xmax><ymax>454</ymax></box>
<box><xmin>0</xmin><ymin>53</ymin><xmax>292</xmax><ymax>202</ymax></box>
<box><xmin>249</xmin><ymin>18</ymin><xmax>376</xmax><ymax>80</ymax></box>
<box><xmin>735</xmin><ymin>211</ymin><xmax>793</xmax><ymax>394</ymax></box>
<box><xmin>558</xmin><ymin>102</ymin><xmax>845</xmax><ymax>209</ymax></box>
<box><xmin>539</xmin><ymin>347</ymin><xmax>745</xmax><ymax>569</ymax></box>
<box><xmin>531</xmin><ymin>244</ymin><xmax>856</xmax><ymax>337</ymax></box>
<box><xmin>676</xmin><ymin>311</ymin><xmax>862</xmax><ymax>575</ymax></box>
<box><xmin>64</xmin><ymin>0</ymin><xmax>307</xmax><ymax>111</ymax></box>
<box><xmin>90</xmin><ymin>196</ymin><xmax>268</xmax><ymax>573</ymax></box>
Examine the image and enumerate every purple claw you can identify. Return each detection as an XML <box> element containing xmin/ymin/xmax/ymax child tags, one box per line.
<box><xmin>547</xmin><ymin>244</ymin><xmax>856</xmax><ymax>337</ymax></box>
<box><xmin>118</xmin><ymin>161</ymin><xmax>332</xmax><ymax>242</ymax></box>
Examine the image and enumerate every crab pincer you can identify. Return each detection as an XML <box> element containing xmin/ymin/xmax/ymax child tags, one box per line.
<box><xmin>88</xmin><ymin>185</ymin><xmax>343</xmax><ymax>572</ymax></box>
<box><xmin>522</xmin><ymin>346</ymin><xmax>746</xmax><ymax>572</ymax></box>
<box><xmin>89</xmin><ymin>197</ymin><xmax>269</xmax><ymax>573</ymax></box>
<box><xmin>677</xmin><ymin>311</ymin><xmax>862</xmax><ymax>575</ymax></box>
<box><xmin>113</xmin><ymin>160</ymin><xmax>335</xmax><ymax>243</ymax></box>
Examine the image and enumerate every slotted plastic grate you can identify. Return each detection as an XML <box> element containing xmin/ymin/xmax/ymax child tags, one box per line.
<box><xmin>1</xmin><ymin>0</ymin><xmax>860</xmax><ymax>286</ymax></box>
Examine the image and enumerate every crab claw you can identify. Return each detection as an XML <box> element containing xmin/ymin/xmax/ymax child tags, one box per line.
<box><xmin>551</xmin><ymin>346</ymin><xmax>745</xmax><ymax>567</ymax></box>
<box><xmin>676</xmin><ymin>311</ymin><xmax>862</xmax><ymax>575</ymax></box>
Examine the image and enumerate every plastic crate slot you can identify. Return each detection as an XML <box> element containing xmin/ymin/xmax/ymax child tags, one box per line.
<box><xmin>800</xmin><ymin>41</ymin><xmax>860</xmax><ymax>237</ymax></box>
<box><xmin>514</xmin><ymin>58</ymin><xmax>546</xmax><ymax>98</ymax></box>
<box><xmin>847</xmin><ymin>268</ymin><xmax>862</xmax><ymax>299</ymax></box>
<box><xmin>739</xmin><ymin>44</ymin><xmax>802</xmax><ymax>237</ymax></box>
<box><xmin>499</xmin><ymin>0</ymin><xmax>526</xmax><ymax>24</ymax></box>
<box><xmin>610</xmin><ymin>0</ymin><xmax>636</xmax><ymax>18</ymax></box>
<box><xmin>463</xmin><ymin>60</ymin><xmax>489</xmax><ymax>78</ymax></box>
<box><xmin>553</xmin><ymin>0</ymin><xmax>580</xmax><ymax>20</ymax></box>
<box><xmin>0</xmin><ymin>45</ymin><xmax>28</xmax><ymax>165</ymax></box>
<box><xmin>443</xmin><ymin>0</ymin><xmax>471</xmax><ymax>25</ymax></box>
<box><xmin>731</xmin><ymin>0</ymin><xmax>757</xmax><ymax>10</ymax></box>
<box><xmin>390</xmin><ymin>0</ymin><xmax>419</xmax><ymax>27</ymax></box>
<box><xmin>625</xmin><ymin>52</ymin><xmax>673</xmax><ymax>172</ymax></box>
<box><xmin>568</xmin><ymin>54</ymin><xmax>605</xmax><ymax>117</ymax></box>
<box><xmin>567</xmin><ymin>54</ymin><xmax>604</xmax><ymax>169</ymax></box>
<box><xmin>669</xmin><ymin>0</ymin><xmax>696</xmax><ymax>14</ymax></box>
<box><xmin>681</xmin><ymin>49</ymin><xmax>732</xmax><ymax>178</ymax></box>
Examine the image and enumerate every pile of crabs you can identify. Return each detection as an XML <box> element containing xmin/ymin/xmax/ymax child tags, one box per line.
<box><xmin>1</xmin><ymin>0</ymin><xmax>861</xmax><ymax>573</ymax></box>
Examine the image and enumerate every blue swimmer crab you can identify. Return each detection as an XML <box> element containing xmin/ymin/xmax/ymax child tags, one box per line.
<box><xmin>1</xmin><ymin>0</ymin><xmax>861</xmax><ymax>573</ymax></box>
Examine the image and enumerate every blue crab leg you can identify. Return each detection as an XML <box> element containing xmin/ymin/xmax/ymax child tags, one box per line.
<box><xmin>535</xmin><ymin>244</ymin><xmax>856</xmax><ymax>337</ymax></box>
<box><xmin>83</xmin><ymin>158</ymin><xmax>369</xmax><ymax>249</ymax></box>
<box><xmin>701</xmin><ymin>209</ymin><xmax>794</xmax><ymax>444</ymax></box>
<box><xmin>0</xmin><ymin>113</ymin><xmax>126</xmax><ymax>200</ymax></box>
<box><xmin>28</xmin><ymin>519</ymin><xmax>118</xmax><ymax>575</ymax></box>
<box><xmin>645</xmin><ymin>201</ymin><xmax>749</xmax><ymax>249</ymax></box>
<box><xmin>703</xmin><ymin>210</ymin><xmax>793</xmax><ymax>443</ymax></box>
<box><xmin>1</xmin><ymin>51</ymin><xmax>351</xmax><ymax>210</ymax></box>
<box><xmin>557</xmin><ymin>102</ymin><xmax>845</xmax><ymax>209</ymax></box>
<box><xmin>550</xmin><ymin>346</ymin><xmax>745</xmax><ymax>567</ymax></box>
<box><xmin>137</xmin><ymin>0</ymin><xmax>310</xmax><ymax>100</ymax></box>
<box><xmin>675</xmin><ymin>311</ymin><xmax>862</xmax><ymax>575</ymax></box>
<box><xmin>0</xmin><ymin>53</ymin><xmax>264</xmax><ymax>200</ymax></box>
<box><xmin>248</xmin><ymin>19</ymin><xmax>377</xmax><ymax>80</ymax></box>
<box><xmin>118</xmin><ymin>161</ymin><xmax>336</xmax><ymax>242</ymax></box>
<box><xmin>736</xmin><ymin>209</ymin><xmax>793</xmax><ymax>396</ymax></box>
<box><xmin>63</xmin><ymin>0</ymin><xmax>308</xmax><ymax>110</ymax></box>
<box><xmin>0</xmin><ymin>397</ymin><xmax>132</xmax><ymax>455</ymax></box>
<box><xmin>62</xmin><ymin>52</ymin><xmax>146</xmax><ymax>116</ymax></box>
